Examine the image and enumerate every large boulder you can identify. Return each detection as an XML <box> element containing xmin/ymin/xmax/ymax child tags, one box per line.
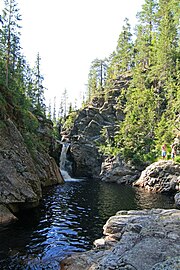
<box><xmin>61</xmin><ymin>209</ymin><xmax>180</xmax><ymax>270</ymax></box>
<box><xmin>0</xmin><ymin>119</ymin><xmax>64</xmax><ymax>224</ymax></box>
<box><xmin>100</xmin><ymin>156</ymin><xmax>140</xmax><ymax>184</ymax></box>
<box><xmin>70</xmin><ymin>136</ymin><xmax>102</xmax><ymax>178</ymax></box>
<box><xmin>134</xmin><ymin>160</ymin><xmax>180</xmax><ymax>193</ymax></box>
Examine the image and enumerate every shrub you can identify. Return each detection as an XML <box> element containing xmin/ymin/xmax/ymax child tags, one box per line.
<box><xmin>175</xmin><ymin>155</ymin><xmax>180</xmax><ymax>163</ymax></box>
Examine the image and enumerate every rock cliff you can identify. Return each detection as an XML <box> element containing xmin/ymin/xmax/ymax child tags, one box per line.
<box><xmin>61</xmin><ymin>209</ymin><xmax>180</xmax><ymax>270</ymax></box>
<box><xmin>63</xmin><ymin>75</ymin><xmax>136</xmax><ymax>179</ymax></box>
<box><xmin>0</xmin><ymin>117</ymin><xmax>64</xmax><ymax>225</ymax></box>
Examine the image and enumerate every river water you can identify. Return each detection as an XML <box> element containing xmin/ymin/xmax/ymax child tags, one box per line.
<box><xmin>0</xmin><ymin>178</ymin><xmax>175</xmax><ymax>269</ymax></box>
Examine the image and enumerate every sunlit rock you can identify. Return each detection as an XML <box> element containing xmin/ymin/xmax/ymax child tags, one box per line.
<box><xmin>61</xmin><ymin>209</ymin><xmax>180</xmax><ymax>270</ymax></box>
<box><xmin>134</xmin><ymin>160</ymin><xmax>180</xmax><ymax>193</ymax></box>
<box><xmin>0</xmin><ymin>118</ymin><xmax>64</xmax><ymax>224</ymax></box>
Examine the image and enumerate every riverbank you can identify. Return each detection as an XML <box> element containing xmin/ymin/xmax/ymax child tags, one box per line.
<box><xmin>0</xmin><ymin>180</ymin><xmax>175</xmax><ymax>269</ymax></box>
<box><xmin>61</xmin><ymin>208</ymin><xmax>180</xmax><ymax>270</ymax></box>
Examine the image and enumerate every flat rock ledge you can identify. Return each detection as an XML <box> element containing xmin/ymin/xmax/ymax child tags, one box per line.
<box><xmin>61</xmin><ymin>209</ymin><xmax>180</xmax><ymax>270</ymax></box>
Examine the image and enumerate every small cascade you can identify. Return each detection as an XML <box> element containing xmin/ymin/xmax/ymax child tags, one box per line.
<box><xmin>60</xmin><ymin>143</ymin><xmax>70</xmax><ymax>170</ymax></box>
<box><xmin>59</xmin><ymin>143</ymin><xmax>72</xmax><ymax>180</ymax></box>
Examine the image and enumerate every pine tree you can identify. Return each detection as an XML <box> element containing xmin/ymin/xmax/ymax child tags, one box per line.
<box><xmin>154</xmin><ymin>0</ymin><xmax>179</xmax><ymax>82</ymax></box>
<box><xmin>135</xmin><ymin>0</ymin><xmax>158</xmax><ymax>70</ymax></box>
<box><xmin>116</xmin><ymin>65</ymin><xmax>157</xmax><ymax>164</ymax></box>
<box><xmin>32</xmin><ymin>52</ymin><xmax>46</xmax><ymax>114</ymax></box>
<box><xmin>0</xmin><ymin>0</ymin><xmax>22</xmax><ymax>87</ymax></box>
<box><xmin>108</xmin><ymin>18</ymin><xmax>133</xmax><ymax>78</ymax></box>
<box><xmin>87</xmin><ymin>58</ymin><xmax>108</xmax><ymax>100</ymax></box>
<box><xmin>149</xmin><ymin>0</ymin><xmax>180</xmax><ymax>139</ymax></box>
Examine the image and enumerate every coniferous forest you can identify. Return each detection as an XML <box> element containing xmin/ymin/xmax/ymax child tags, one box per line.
<box><xmin>0</xmin><ymin>0</ymin><xmax>180</xmax><ymax>165</ymax></box>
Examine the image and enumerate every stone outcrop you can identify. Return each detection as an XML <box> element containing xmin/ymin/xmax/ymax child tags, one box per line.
<box><xmin>100</xmin><ymin>155</ymin><xmax>141</xmax><ymax>184</ymax></box>
<box><xmin>0</xmin><ymin>118</ymin><xmax>64</xmax><ymax>224</ymax></box>
<box><xmin>0</xmin><ymin>205</ymin><xmax>18</xmax><ymax>224</ymax></box>
<box><xmin>134</xmin><ymin>160</ymin><xmax>180</xmax><ymax>193</ymax></box>
<box><xmin>70</xmin><ymin>136</ymin><xmax>102</xmax><ymax>178</ymax></box>
<box><xmin>63</xmin><ymin>76</ymin><xmax>131</xmax><ymax>178</ymax></box>
<box><xmin>67</xmin><ymin>104</ymin><xmax>107</xmax><ymax>178</ymax></box>
<box><xmin>61</xmin><ymin>209</ymin><xmax>180</xmax><ymax>270</ymax></box>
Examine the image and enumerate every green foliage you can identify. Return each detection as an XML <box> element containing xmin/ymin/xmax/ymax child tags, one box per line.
<box><xmin>23</xmin><ymin>110</ymin><xmax>39</xmax><ymax>133</ymax></box>
<box><xmin>0</xmin><ymin>2</ymin><xmax>50</xmax><ymax>156</ymax></box>
<box><xmin>23</xmin><ymin>132</ymin><xmax>39</xmax><ymax>153</ymax></box>
<box><xmin>0</xmin><ymin>91</ymin><xmax>6</xmax><ymax>117</ymax></box>
<box><xmin>63</xmin><ymin>111</ymin><xmax>78</xmax><ymax>130</ymax></box>
<box><xmin>98</xmin><ymin>127</ymin><xmax>120</xmax><ymax>157</ymax></box>
<box><xmin>1</xmin><ymin>0</ymin><xmax>179</xmax><ymax>168</ymax></box>
<box><xmin>175</xmin><ymin>156</ymin><xmax>180</xmax><ymax>164</ymax></box>
<box><xmin>86</xmin><ymin>58</ymin><xmax>108</xmax><ymax>102</ymax></box>
<box><xmin>109</xmin><ymin>18</ymin><xmax>133</xmax><ymax>77</ymax></box>
<box><xmin>93</xmin><ymin>0</ymin><xmax>180</xmax><ymax>166</ymax></box>
<box><xmin>98</xmin><ymin>144</ymin><xmax>120</xmax><ymax>157</ymax></box>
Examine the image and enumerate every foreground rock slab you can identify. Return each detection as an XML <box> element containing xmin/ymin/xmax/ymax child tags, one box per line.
<box><xmin>61</xmin><ymin>209</ymin><xmax>180</xmax><ymax>270</ymax></box>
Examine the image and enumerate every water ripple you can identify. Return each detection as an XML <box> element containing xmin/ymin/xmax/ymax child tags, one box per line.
<box><xmin>0</xmin><ymin>179</ymin><xmax>174</xmax><ymax>269</ymax></box>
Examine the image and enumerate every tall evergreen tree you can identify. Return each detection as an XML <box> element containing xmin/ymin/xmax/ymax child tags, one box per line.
<box><xmin>32</xmin><ymin>52</ymin><xmax>46</xmax><ymax>114</ymax></box>
<box><xmin>87</xmin><ymin>58</ymin><xmax>108</xmax><ymax>100</ymax></box>
<box><xmin>154</xmin><ymin>0</ymin><xmax>179</xmax><ymax>82</ymax></box>
<box><xmin>0</xmin><ymin>0</ymin><xmax>22</xmax><ymax>87</ymax></box>
<box><xmin>135</xmin><ymin>0</ymin><xmax>158</xmax><ymax>70</ymax></box>
<box><xmin>116</xmin><ymin>65</ymin><xmax>157</xmax><ymax>164</ymax></box>
<box><xmin>108</xmin><ymin>18</ymin><xmax>133</xmax><ymax>78</ymax></box>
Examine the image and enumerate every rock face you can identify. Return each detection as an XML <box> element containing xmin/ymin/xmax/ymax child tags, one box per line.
<box><xmin>134</xmin><ymin>160</ymin><xmax>180</xmax><ymax>193</ymax></box>
<box><xmin>100</xmin><ymin>155</ymin><xmax>141</xmax><ymax>184</ymax></box>
<box><xmin>175</xmin><ymin>192</ymin><xmax>180</xmax><ymax>208</ymax></box>
<box><xmin>0</xmin><ymin>205</ymin><xmax>18</xmax><ymax>224</ymax></box>
<box><xmin>64</xmin><ymin>76</ymin><xmax>131</xmax><ymax>178</ymax></box>
<box><xmin>61</xmin><ymin>209</ymin><xmax>180</xmax><ymax>270</ymax></box>
<box><xmin>0</xmin><ymin>118</ymin><xmax>64</xmax><ymax>224</ymax></box>
<box><xmin>70</xmin><ymin>136</ymin><xmax>102</xmax><ymax>178</ymax></box>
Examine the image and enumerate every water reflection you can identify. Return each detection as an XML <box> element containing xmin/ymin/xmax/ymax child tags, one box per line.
<box><xmin>134</xmin><ymin>187</ymin><xmax>175</xmax><ymax>209</ymax></box>
<box><xmin>0</xmin><ymin>179</ymin><xmax>175</xmax><ymax>269</ymax></box>
<box><xmin>97</xmin><ymin>183</ymin><xmax>138</xmax><ymax>219</ymax></box>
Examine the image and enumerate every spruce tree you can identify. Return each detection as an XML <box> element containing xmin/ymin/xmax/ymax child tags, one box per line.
<box><xmin>109</xmin><ymin>18</ymin><xmax>133</xmax><ymax>77</ymax></box>
<box><xmin>32</xmin><ymin>52</ymin><xmax>46</xmax><ymax>114</ymax></box>
<box><xmin>87</xmin><ymin>58</ymin><xmax>108</xmax><ymax>100</ymax></box>
<box><xmin>0</xmin><ymin>0</ymin><xmax>22</xmax><ymax>88</ymax></box>
<box><xmin>135</xmin><ymin>0</ymin><xmax>158</xmax><ymax>70</ymax></box>
<box><xmin>116</xmin><ymin>65</ymin><xmax>157</xmax><ymax>164</ymax></box>
<box><xmin>151</xmin><ymin>0</ymin><xmax>180</xmax><ymax>148</ymax></box>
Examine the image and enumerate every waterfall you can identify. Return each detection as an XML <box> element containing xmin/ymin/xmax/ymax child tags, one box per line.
<box><xmin>59</xmin><ymin>143</ymin><xmax>72</xmax><ymax>180</ymax></box>
<box><xmin>60</xmin><ymin>143</ymin><xmax>70</xmax><ymax>170</ymax></box>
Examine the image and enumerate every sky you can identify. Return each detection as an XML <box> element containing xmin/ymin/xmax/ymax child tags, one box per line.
<box><xmin>1</xmin><ymin>0</ymin><xmax>145</xmax><ymax>108</ymax></box>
